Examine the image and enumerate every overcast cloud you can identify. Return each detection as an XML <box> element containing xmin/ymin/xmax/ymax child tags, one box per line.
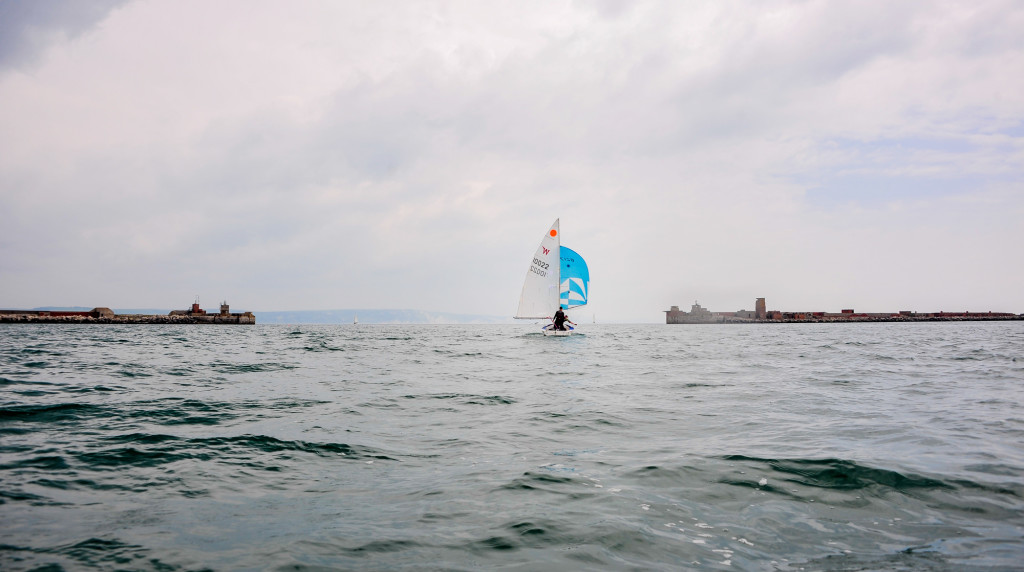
<box><xmin>1</xmin><ymin>0</ymin><xmax>1022</xmax><ymax>322</ymax></box>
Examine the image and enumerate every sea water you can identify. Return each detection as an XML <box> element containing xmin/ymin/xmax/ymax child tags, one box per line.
<box><xmin>1</xmin><ymin>322</ymin><xmax>1022</xmax><ymax>571</ymax></box>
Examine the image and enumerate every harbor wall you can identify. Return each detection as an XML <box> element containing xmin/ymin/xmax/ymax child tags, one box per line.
<box><xmin>0</xmin><ymin>304</ymin><xmax>255</xmax><ymax>324</ymax></box>
<box><xmin>666</xmin><ymin>301</ymin><xmax>1022</xmax><ymax>324</ymax></box>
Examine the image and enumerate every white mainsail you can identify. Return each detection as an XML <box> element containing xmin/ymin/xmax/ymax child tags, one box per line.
<box><xmin>515</xmin><ymin>219</ymin><xmax>561</xmax><ymax>319</ymax></box>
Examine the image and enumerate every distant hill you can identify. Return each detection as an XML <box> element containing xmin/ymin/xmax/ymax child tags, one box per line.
<box><xmin>255</xmin><ymin>309</ymin><xmax>514</xmax><ymax>325</ymax></box>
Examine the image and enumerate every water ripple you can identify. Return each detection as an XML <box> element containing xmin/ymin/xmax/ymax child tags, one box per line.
<box><xmin>0</xmin><ymin>322</ymin><xmax>1021</xmax><ymax>570</ymax></box>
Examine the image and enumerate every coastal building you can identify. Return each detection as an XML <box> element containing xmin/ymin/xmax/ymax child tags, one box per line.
<box><xmin>168</xmin><ymin>300</ymin><xmax>254</xmax><ymax>323</ymax></box>
<box><xmin>665</xmin><ymin>298</ymin><xmax>1021</xmax><ymax>324</ymax></box>
<box><xmin>665</xmin><ymin>302</ymin><xmax>721</xmax><ymax>324</ymax></box>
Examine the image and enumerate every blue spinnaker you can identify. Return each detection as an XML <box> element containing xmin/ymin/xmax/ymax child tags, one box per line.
<box><xmin>559</xmin><ymin>246</ymin><xmax>589</xmax><ymax>310</ymax></box>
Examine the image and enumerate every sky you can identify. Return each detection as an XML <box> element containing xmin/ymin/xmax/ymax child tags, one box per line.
<box><xmin>1</xmin><ymin>0</ymin><xmax>1022</xmax><ymax>323</ymax></box>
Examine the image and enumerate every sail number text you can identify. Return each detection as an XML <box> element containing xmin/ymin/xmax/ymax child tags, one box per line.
<box><xmin>530</xmin><ymin>258</ymin><xmax>549</xmax><ymax>277</ymax></box>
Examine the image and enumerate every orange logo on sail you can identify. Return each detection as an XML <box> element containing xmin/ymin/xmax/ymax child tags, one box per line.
<box><xmin>549</xmin><ymin>229</ymin><xmax>557</xmax><ymax>237</ymax></box>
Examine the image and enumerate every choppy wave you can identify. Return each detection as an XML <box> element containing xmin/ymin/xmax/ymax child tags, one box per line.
<box><xmin>0</xmin><ymin>397</ymin><xmax>331</xmax><ymax>430</ymax></box>
<box><xmin>1</xmin><ymin>322</ymin><xmax>1022</xmax><ymax>570</ymax></box>
<box><xmin>0</xmin><ymin>402</ymin><xmax>104</xmax><ymax>423</ymax></box>
<box><xmin>61</xmin><ymin>433</ymin><xmax>397</xmax><ymax>468</ymax></box>
<box><xmin>720</xmin><ymin>455</ymin><xmax>953</xmax><ymax>491</ymax></box>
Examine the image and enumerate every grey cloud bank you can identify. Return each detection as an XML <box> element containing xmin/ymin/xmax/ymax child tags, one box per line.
<box><xmin>1</xmin><ymin>0</ymin><xmax>1021</xmax><ymax>322</ymax></box>
<box><xmin>0</xmin><ymin>0</ymin><xmax>132</xmax><ymax>69</ymax></box>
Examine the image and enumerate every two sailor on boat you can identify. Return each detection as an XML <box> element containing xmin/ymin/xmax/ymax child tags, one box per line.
<box><xmin>552</xmin><ymin>307</ymin><xmax>575</xmax><ymax>331</ymax></box>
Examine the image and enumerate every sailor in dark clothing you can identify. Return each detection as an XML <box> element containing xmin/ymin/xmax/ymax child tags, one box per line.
<box><xmin>552</xmin><ymin>307</ymin><xmax>572</xmax><ymax>331</ymax></box>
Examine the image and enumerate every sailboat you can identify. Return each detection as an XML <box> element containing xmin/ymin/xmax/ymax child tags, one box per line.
<box><xmin>515</xmin><ymin>219</ymin><xmax>590</xmax><ymax>336</ymax></box>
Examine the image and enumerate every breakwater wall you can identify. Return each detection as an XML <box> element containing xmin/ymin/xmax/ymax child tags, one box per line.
<box><xmin>666</xmin><ymin>301</ymin><xmax>1022</xmax><ymax>324</ymax></box>
<box><xmin>0</xmin><ymin>304</ymin><xmax>255</xmax><ymax>324</ymax></box>
<box><xmin>712</xmin><ymin>314</ymin><xmax>1024</xmax><ymax>324</ymax></box>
